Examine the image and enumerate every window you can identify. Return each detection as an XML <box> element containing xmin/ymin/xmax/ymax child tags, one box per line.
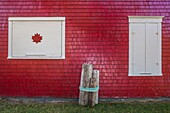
<box><xmin>128</xmin><ymin>16</ymin><xmax>164</xmax><ymax>76</ymax></box>
<box><xmin>8</xmin><ymin>17</ymin><xmax>65</xmax><ymax>59</ymax></box>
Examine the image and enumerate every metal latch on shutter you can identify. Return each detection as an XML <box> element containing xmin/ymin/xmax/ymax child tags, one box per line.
<box><xmin>25</xmin><ymin>53</ymin><xmax>46</xmax><ymax>56</ymax></box>
<box><xmin>140</xmin><ymin>72</ymin><xmax>152</xmax><ymax>75</ymax></box>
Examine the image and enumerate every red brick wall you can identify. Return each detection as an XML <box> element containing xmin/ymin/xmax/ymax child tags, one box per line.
<box><xmin>0</xmin><ymin>0</ymin><xmax>170</xmax><ymax>98</ymax></box>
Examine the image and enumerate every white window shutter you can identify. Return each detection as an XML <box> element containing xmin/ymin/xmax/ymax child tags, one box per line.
<box><xmin>13</xmin><ymin>21</ymin><xmax>62</xmax><ymax>57</ymax></box>
<box><xmin>146</xmin><ymin>23</ymin><xmax>161</xmax><ymax>75</ymax></box>
<box><xmin>128</xmin><ymin>16</ymin><xmax>163</xmax><ymax>76</ymax></box>
<box><xmin>8</xmin><ymin>17</ymin><xmax>65</xmax><ymax>59</ymax></box>
<box><xmin>131</xmin><ymin>23</ymin><xmax>146</xmax><ymax>74</ymax></box>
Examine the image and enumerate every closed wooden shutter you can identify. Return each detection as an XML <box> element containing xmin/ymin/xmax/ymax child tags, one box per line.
<box><xmin>8</xmin><ymin>17</ymin><xmax>65</xmax><ymax>59</ymax></box>
<box><xmin>131</xmin><ymin>23</ymin><xmax>146</xmax><ymax>74</ymax></box>
<box><xmin>146</xmin><ymin>23</ymin><xmax>161</xmax><ymax>75</ymax></box>
<box><xmin>13</xmin><ymin>21</ymin><xmax>62</xmax><ymax>57</ymax></box>
<box><xmin>128</xmin><ymin>16</ymin><xmax>163</xmax><ymax>76</ymax></box>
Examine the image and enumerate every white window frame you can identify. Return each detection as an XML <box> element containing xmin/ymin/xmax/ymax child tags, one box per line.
<box><xmin>128</xmin><ymin>16</ymin><xmax>164</xmax><ymax>76</ymax></box>
<box><xmin>8</xmin><ymin>17</ymin><xmax>65</xmax><ymax>59</ymax></box>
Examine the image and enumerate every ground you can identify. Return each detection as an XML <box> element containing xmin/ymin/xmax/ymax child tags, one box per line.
<box><xmin>0</xmin><ymin>98</ymin><xmax>170</xmax><ymax>113</ymax></box>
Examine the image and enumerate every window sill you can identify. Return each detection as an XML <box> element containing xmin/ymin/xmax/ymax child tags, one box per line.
<box><xmin>7</xmin><ymin>56</ymin><xmax>65</xmax><ymax>59</ymax></box>
<box><xmin>128</xmin><ymin>74</ymin><xmax>163</xmax><ymax>76</ymax></box>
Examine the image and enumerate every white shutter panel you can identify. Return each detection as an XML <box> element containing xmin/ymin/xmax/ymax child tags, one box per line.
<box><xmin>12</xmin><ymin>21</ymin><xmax>62</xmax><ymax>57</ymax></box>
<box><xmin>146</xmin><ymin>23</ymin><xmax>160</xmax><ymax>75</ymax></box>
<box><xmin>132</xmin><ymin>23</ymin><xmax>145</xmax><ymax>74</ymax></box>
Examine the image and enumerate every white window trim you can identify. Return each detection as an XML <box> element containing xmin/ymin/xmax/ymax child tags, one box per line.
<box><xmin>8</xmin><ymin>17</ymin><xmax>65</xmax><ymax>59</ymax></box>
<box><xmin>128</xmin><ymin>16</ymin><xmax>164</xmax><ymax>23</ymax></box>
<box><xmin>128</xmin><ymin>16</ymin><xmax>164</xmax><ymax>76</ymax></box>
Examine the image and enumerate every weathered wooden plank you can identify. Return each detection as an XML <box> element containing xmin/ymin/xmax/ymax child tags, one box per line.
<box><xmin>88</xmin><ymin>70</ymin><xmax>97</xmax><ymax>107</ymax></box>
<box><xmin>95</xmin><ymin>70</ymin><xmax>99</xmax><ymax>104</ymax></box>
<box><xmin>79</xmin><ymin>63</ymin><xmax>93</xmax><ymax>106</ymax></box>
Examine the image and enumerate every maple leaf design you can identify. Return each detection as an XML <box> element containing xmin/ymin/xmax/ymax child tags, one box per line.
<box><xmin>32</xmin><ymin>33</ymin><xmax>42</xmax><ymax>44</ymax></box>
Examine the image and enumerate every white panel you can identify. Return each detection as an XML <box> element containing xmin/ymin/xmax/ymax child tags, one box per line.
<box><xmin>12</xmin><ymin>21</ymin><xmax>62</xmax><ymax>58</ymax></box>
<box><xmin>128</xmin><ymin>16</ymin><xmax>164</xmax><ymax>23</ymax></box>
<box><xmin>131</xmin><ymin>23</ymin><xmax>145</xmax><ymax>74</ymax></box>
<box><xmin>146</xmin><ymin>23</ymin><xmax>160</xmax><ymax>74</ymax></box>
<box><xmin>8</xmin><ymin>17</ymin><xmax>65</xmax><ymax>59</ymax></box>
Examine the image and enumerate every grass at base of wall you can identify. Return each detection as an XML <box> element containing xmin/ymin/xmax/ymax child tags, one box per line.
<box><xmin>0</xmin><ymin>99</ymin><xmax>170</xmax><ymax>113</ymax></box>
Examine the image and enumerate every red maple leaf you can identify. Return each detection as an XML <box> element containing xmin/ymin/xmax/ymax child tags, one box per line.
<box><xmin>32</xmin><ymin>33</ymin><xmax>42</xmax><ymax>44</ymax></box>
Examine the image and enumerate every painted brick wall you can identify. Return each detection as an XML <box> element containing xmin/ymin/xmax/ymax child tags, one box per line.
<box><xmin>0</xmin><ymin>0</ymin><xmax>170</xmax><ymax>98</ymax></box>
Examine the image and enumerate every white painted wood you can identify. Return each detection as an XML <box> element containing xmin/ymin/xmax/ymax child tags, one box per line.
<box><xmin>129</xmin><ymin>22</ymin><xmax>132</xmax><ymax>75</ymax></box>
<box><xmin>8</xmin><ymin>57</ymin><xmax>65</xmax><ymax>59</ymax></box>
<box><xmin>128</xmin><ymin>16</ymin><xmax>164</xmax><ymax>23</ymax></box>
<box><xmin>9</xmin><ymin>17</ymin><xmax>65</xmax><ymax>21</ymax></box>
<box><xmin>128</xmin><ymin>16</ymin><xmax>163</xmax><ymax>76</ymax></box>
<box><xmin>146</xmin><ymin>23</ymin><xmax>159</xmax><ymax>75</ymax></box>
<box><xmin>8</xmin><ymin>17</ymin><xmax>65</xmax><ymax>59</ymax></box>
<box><xmin>128</xmin><ymin>74</ymin><xmax>162</xmax><ymax>76</ymax></box>
<box><xmin>61</xmin><ymin>21</ymin><xmax>65</xmax><ymax>59</ymax></box>
<box><xmin>12</xmin><ymin>21</ymin><xmax>62</xmax><ymax>57</ymax></box>
<box><xmin>132</xmin><ymin>23</ymin><xmax>146</xmax><ymax>74</ymax></box>
<box><xmin>158</xmin><ymin>23</ymin><xmax>162</xmax><ymax>75</ymax></box>
<box><xmin>8</xmin><ymin>20</ymin><xmax>12</xmax><ymax>59</ymax></box>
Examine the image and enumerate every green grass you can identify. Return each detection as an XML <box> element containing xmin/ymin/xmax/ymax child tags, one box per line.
<box><xmin>0</xmin><ymin>99</ymin><xmax>170</xmax><ymax>113</ymax></box>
